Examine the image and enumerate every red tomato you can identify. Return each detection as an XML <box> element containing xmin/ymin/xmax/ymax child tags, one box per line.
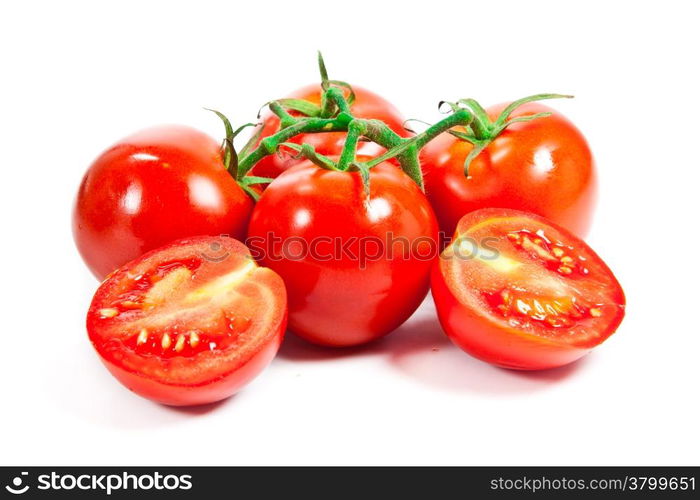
<box><xmin>432</xmin><ymin>208</ymin><xmax>625</xmax><ymax>370</ymax></box>
<box><xmin>247</xmin><ymin>161</ymin><xmax>439</xmax><ymax>347</ymax></box>
<box><xmin>422</xmin><ymin>103</ymin><xmax>597</xmax><ymax>239</ymax></box>
<box><xmin>87</xmin><ymin>236</ymin><xmax>286</xmax><ymax>406</ymax></box>
<box><xmin>73</xmin><ymin>125</ymin><xmax>254</xmax><ymax>279</ymax></box>
<box><xmin>250</xmin><ymin>85</ymin><xmax>408</xmax><ymax>180</ymax></box>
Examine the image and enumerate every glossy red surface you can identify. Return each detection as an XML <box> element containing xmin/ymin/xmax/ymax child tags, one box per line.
<box><xmin>422</xmin><ymin>103</ymin><xmax>597</xmax><ymax>239</ymax></box>
<box><xmin>73</xmin><ymin>125</ymin><xmax>253</xmax><ymax>278</ymax></box>
<box><xmin>248</xmin><ymin>161</ymin><xmax>439</xmax><ymax>347</ymax></box>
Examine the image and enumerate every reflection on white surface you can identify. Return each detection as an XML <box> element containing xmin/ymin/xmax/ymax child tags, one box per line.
<box><xmin>190</xmin><ymin>175</ymin><xmax>223</xmax><ymax>210</ymax></box>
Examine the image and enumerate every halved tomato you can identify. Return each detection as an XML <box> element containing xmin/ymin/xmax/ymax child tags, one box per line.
<box><xmin>86</xmin><ymin>236</ymin><xmax>287</xmax><ymax>406</ymax></box>
<box><xmin>431</xmin><ymin>208</ymin><xmax>625</xmax><ymax>370</ymax></box>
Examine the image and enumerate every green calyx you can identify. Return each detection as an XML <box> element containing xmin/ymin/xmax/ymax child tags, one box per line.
<box><xmin>205</xmin><ymin>108</ymin><xmax>271</xmax><ymax>201</ymax></box>
<box><xmin>441</xmin><ymin>94</ymin><xmax>573</xmax><ymax>175</ymax></box>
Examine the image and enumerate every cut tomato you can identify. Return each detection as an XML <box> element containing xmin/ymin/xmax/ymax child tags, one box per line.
<box><xmin>86</xmin><ymin>236</ymin><xmax>287</xmax><ymax>405</ymax></box>
<box><xmin>431</xmin><ymin>208</ymin><xmax>625</xmax><ymax>370</ymax></box>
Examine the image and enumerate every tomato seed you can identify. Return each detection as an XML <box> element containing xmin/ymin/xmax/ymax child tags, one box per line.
<box><xmin>174</xmin><ymin>334</ymin><xmax>185</xmax><ymax>352</ymax></box>
<box><xmin>99</xmin><ymin>308</ymin><xmax>119</xmax><ymax>318</ymax></box>
<box><xmin>137</xmin><ymin>328</ymin><xmax>148</xmax><ymax>345</ymax></box>
<box><xmin>189</xmin><ymin>331</ymin><xmax>200</xmax><ymax>348</ymax></box>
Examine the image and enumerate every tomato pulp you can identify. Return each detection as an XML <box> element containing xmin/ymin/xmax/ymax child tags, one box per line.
<box><xmin>431</xmin><ymin>208</ymin><xmax>625</xmax><ymax>370</ymax></box>
<box><xmin>247</xmin><ymin>161</ymin><xmax>439</xmax><ymax>347</ymax></box>
<box><xmin>250</xmin><ymin>85</ymin><xmax>408</xmax><ymax>180</ymax></box>
<box><xmin>87</xmin><ymin>236</ymin><xmax>287</xmax><ymax>405</ymax></box>
<box><xmin>422</xmin><ymin>103</ymin><xmax>597</xmax><ymax>239</ymax></box>
<box><xmin>73</xmin><ymin>125</ymin><xmax>253</xmax><ymax>279</ymax></box>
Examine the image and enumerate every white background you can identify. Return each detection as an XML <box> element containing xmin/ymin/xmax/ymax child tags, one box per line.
<box><xmin>1</xmin><ymin>0</ymin><xmax>698</xmax><ymax>466</ymax></box>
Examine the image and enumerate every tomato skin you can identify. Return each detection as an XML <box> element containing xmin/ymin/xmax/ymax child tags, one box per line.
<box><xmin>73</xmin><ymin>125</ymin><xmax>254</xmax><ymax>279</ymax></box>
<box><xmin>431</xmin><ymin>265</ymin><xmax>590</xmax><ymax>370</ymax></box>
<box><xmin>250</xmin><ymin>85</ymin><xmax>408</xmax><ymax>180</ymax></box>
<box><xmin>422</xmin><ymin>103</ymin><xmax>597</xmax><ymax>239</ymax></box>
<box><xmin>431</xmin><ymin>208</ymin><xmax>625</xmax><ymax>370</ymax></box>
<box><xmin>247</xmin><ymin>161</ymin><xmax>439</xmax><ymax>347</ymax></box>
<box><xmin>97</xmin><ymin>331</ymin><xmax>282</xmax><ymax>406</ymax></box>
<box><xmin>87</xmin><ymin>236</ymin><xmax>287</xmax><ymax>406</ymax></box>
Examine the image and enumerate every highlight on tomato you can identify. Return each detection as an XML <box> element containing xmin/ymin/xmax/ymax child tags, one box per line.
<box><xmin>431</xmin><ymin>208</ymin><xmax>625</xmax><ymax>370</ymax></box>
<box><xmin>86</xmin><ymin>236</ymin><xmax>287</xmax><ymax>406</ymax></box>
<box><xmin>73</xmin><ymin>125</ymin><xmax>254</xmax><ymax>279</ymax></box>
<box><xmin>247</xmin><ymin>160</ymin><xmax>439</xmax><ymax>347</ymax></box>
<box><xmin>421</xmin><ymin>97</ymin><xmax>597</xmax><ymax>239</ymax></box>
<box><xmin>250</xmin><ymin>84</ymin><xmax>409</xmax><ymax>181</ymax></box>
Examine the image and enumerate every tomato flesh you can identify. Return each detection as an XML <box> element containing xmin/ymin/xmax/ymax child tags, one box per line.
<box><xmin>431</xmin><ymin>208</ymin><xmax>625</xmax><ymax>370</ymax></box>
<box><xmin>87</xmin><ymin>236</ymin><xmax>287</xmax><ymax>405</ymax></box>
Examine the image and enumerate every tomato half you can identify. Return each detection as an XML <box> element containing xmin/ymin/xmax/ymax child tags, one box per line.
<box><xmin>250</xmin><ymin>85</ymin><xmax>408</xmax><ymax>180</ymax></box>
<box><xmin>247</xmin><ymin>160</ymin><xmax>439</xmax><ymax>347</ymax></box>
<box><xmin>422</xmin><ymin>102</ymin><xmax>597</xmax><ymax>239</ymax></box>
<box><xmin>73</xmin><ymin>125</ymin><xmax>254</xmax><ymax>279</ymax></box>
<box><xmin>87</xmin><ymin>236</ymin><xmax>286</xmax><ymax>406</ymax></box>
<box><xmin>431</xmin><ymin>208</ymin><xmax>625</xmax><ymax>370</ymax></box>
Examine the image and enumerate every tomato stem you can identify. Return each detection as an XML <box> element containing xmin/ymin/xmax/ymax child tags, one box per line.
<box><xmin>237</xmin><ymin>115</ymin><xmax>351</xmax><ymax>176</ymax></box>
<box><xmin>458</xmin><ymin>99</ymin><xmax>493</xmax><ymax>140</ymax></box>
<box><xmin>278</xmin><ymin>142</ymin><xmax>340</xmax><ymax>171</ymax></box>
<box><xmin>230</xmin><ymin>56</ymin><xmax>573</xmax><ymax>198</ymax></box>
<box><xmin>268</xmin><ymin>101</ymin><xmax>297</xmax><ymax>128</ymax></box>
<box><xmin>337</xmin><ymin>120</ymin><xmax>366</xmax><ymax>171</ymax></box>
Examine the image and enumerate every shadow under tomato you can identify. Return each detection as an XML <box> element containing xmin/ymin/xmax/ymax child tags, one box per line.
<box><xmin>277</xmin><ymin>331</ymin><xmax>388</xmax><ymax>361</ymax></box>
<box><xmin>163</xmin><ymin>397</ymin><xmax>232</xmax><ymax>416</ymax></box>
<box><xmin>386</xmin><ymin>311</ymin><xmax>591</xmax><ymax>395</ymax></box>
<box><xmin>46</xmin><ymin>334</ymin><xmax>238</xmax><ymax>428</ymax></box>
<box><xmin>278</xmin><ymin>296</ymin><xmax>590</xmax><ymax>395</ymax></box>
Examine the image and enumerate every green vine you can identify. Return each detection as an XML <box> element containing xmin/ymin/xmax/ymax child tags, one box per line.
<box><xmin>209</xmin><ymin>53</ymin><xmax>572</xmax><ymax>197</ymax></box>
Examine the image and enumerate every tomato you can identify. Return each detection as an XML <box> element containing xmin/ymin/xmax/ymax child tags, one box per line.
<box><xmin>86</xmin><ymin>236</ymin><xmax>286</xmax><ymax>406</ymax></box>
<box><xmin>250</xmin><ymin>85</ymin><xmax>408</xmax><ymax>180</ymax></box>
<box><xmin>73</xmin><ymin>125</ymin><xmax>254</xmax><ymax>279</ymax></box>
<box><xmin>431</xmin><ymin>208</ymin><xmax>625</xmax><ymax>370</ymax></box>
<box><xmin>422</xmin><ymin>102</ymin><xmax>596</xmax><ymax>239</ymax></box>
<box><xmin>247</xmin><ymin>160</ymin><xmax>439</xmax><ymax>347</ymax></box>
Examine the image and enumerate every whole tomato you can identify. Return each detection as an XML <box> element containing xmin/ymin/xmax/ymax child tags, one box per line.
<box><xmin>250</xmin><ymin>85</ymin><xmax>408</xmax><ymax>180</ymax></box>
<box><xmin>421</xmin><ymin>102</ymin><xmax>597</xmax><ymax>239</ymax></box>
<box><xmin>73</xmin><ymin>125</ymin><xmax>253</xmax><ymax>279</ymax></box>
<box><xmin>247</xmin><ymin>160</ymin><xmax>439</xmax><ymax>347</ymax></box>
